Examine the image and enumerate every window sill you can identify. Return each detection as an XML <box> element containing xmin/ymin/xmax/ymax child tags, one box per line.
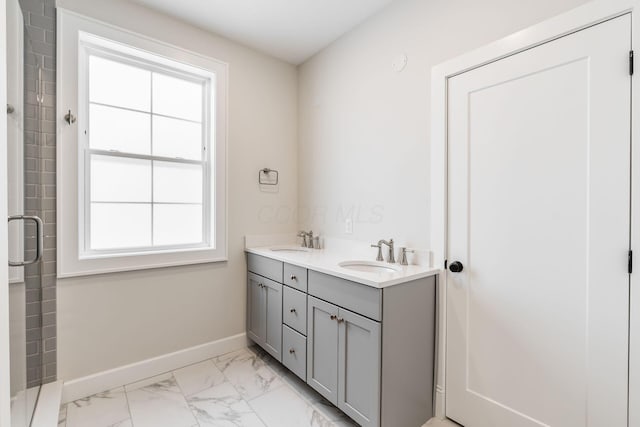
<box><xmin>79</xmin><ymin>244</ymin><xmax>213</xmax><ymax>261</ymax></box>
<box><xmin>58</xmin><ymin>246</ymin><xmax>227</xmax><ymax>279</ymax></box>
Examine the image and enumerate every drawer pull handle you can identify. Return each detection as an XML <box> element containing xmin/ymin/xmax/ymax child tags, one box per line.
<box><xmin>330</xmin><ymin>314</ymin><xmax>337</xmax><ymax>320</ymax></box>
<box><xmin>289</xmin><ymin>348</ymin><xmax>295</xmax><ymax>354</ymax></box>
<box><xmin>337</xmin><ymin>317</ymin><xmax>344</xmax><ymax>324</ymax></box>
<box><xmin>290</xmin><ymin>308</ymin><xmax>297</xmax><ymax>314</ymax></box>
<box><xmin>290</xmin><ymin>275</ymin><xmax>297</xmax><ymax>281</ymax></box>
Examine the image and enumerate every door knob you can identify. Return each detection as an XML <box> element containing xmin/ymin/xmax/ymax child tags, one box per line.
<box><xmin>449</xmin><ymin>261</ymin><xmax>464</xmax><ymax>273</ymax></box>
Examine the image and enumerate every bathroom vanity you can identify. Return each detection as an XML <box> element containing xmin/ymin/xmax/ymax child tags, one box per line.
<box><xmin>245</xmin><ymin>245</ymin><xmax>439</xmax><ymax>427</ymax></box>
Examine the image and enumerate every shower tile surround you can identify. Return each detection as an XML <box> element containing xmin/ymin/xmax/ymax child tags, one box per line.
<box><xmin>19</xmin><ymin>0</ymin><xmax>57</xmax><ymax>387</ymax></box>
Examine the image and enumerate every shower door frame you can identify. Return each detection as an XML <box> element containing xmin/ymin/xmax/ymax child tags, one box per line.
<box><xmin>1</xmin><ymin>0</ymin><xmax>13</xmax><ymax>424</ymax></box>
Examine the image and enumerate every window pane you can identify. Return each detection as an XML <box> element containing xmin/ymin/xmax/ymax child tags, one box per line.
<box><xmin>91</xmin><ymin>203</ymin><xmax>151</xmax><ymax>250</ymax></box>
<box><xmin>91</xmin><ymin>155</ymin><xmax>151</xmax><ymax>202</ymax></box>
<box><xmin>89</xmin><ymin>55</ymin><xmax>151</xmax><ymax>111</ymax></box>
<box><xmin>153</xmin><ymin>162</ymin><xmax>202</xmax><ymax>203</ymax></box>
<box><xmin>90</xmin><ymin>104</ymin><xmax>151</xmax><ymax>154</ymax></box>
<box><xmin>153</xmin><ymin>204</ymin><xmax>202</xmax><ymax>246</ymax></box>
<box><xmin>152</xmin><ymin>116</ymin><xmax>202</xmax><ymax>160</ymax></box>
<box><xmin>153</xmin><ymin>73</ymin><xmax>203</xmax><ymax>121</ymax></box>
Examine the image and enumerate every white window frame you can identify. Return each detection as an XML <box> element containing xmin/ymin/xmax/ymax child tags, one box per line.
<box><xmin>57</xmin><ymin>9</ymin><xmax>227</xmax><ymax>278</ymax></box>
<box><xmin>78</xmin><ymin>36</ymin><xmax>213</xmax><ymax>257</ymax></box>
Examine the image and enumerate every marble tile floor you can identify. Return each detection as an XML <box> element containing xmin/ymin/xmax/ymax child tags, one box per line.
<box><xmin>58</xmin><ymin>346</ymin><xmax>363</xmax><ymax>427</ymax></box>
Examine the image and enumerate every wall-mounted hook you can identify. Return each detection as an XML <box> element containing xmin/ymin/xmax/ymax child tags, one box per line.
<box><xmin>64</xmin><ymin>110</ymin><xmax>76</xmax><ymax>125</ymax></box>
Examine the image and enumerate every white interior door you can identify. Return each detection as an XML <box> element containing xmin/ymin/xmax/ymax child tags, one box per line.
<box><xmin>446</xmin><ymin>14</ymin><xmax>631</xmax><ymax>427</ymax></box>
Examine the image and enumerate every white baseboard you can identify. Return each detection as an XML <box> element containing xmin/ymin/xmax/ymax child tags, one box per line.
<box><xmin>61</xmin><ymin>333</ymin><xmax>248</xmax><ymax>403</ymax></box>
<box><xmin>31</xmin><ymin>380</ymin><xmax>63</xmax><ymax>427</ymax></box>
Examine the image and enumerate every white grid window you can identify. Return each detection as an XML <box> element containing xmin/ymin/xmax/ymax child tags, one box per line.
<box><xmin>58</xmin><ymin>16</ymin><xmax>227</xmax><ymax>277</ymax></box>
<box><xmin>80</xmin><ymin>39</ymin><xmax>213</xmax><ymax>256</ymax></box>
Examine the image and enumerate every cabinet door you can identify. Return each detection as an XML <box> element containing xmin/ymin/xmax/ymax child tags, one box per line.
<box><xmin>263</xmin><ymin>279</ymin><xmax>283</xmax><ymax>362</ymax></box>
<box><xmin>338</xmin><ymin>308</ymin><xmax>381</xmax><ymax>427</ymax></box>
<box><xmin>247</xmin><ymin>273</ymin><xmax>266</xmax><ymax>345</ymax></box>
<box><xmin>307</xmin><ymin>296</ymin><xmax>339</xmax><ymax>404</ymax></box>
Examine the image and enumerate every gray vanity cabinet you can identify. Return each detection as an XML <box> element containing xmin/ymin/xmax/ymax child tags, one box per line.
<box><xmin>307</xmin><ymin>295</ymin><xmax>381</xmax><ymax>427</ymax></box>
<box><xmin>338</xmin><ymin>308</ymin><xmax>381</xmax><ymax>427</ymax></box>
<box><xmin>247</xmin><ymin>252</ymin><xmax>436</xmax><ymax>427</ymax></box>
<box><xmin>307</xmin><ymin>296</ymin><xmax>340</xmax><ymax>403</ymax></box>
<box><xmin>247</xmin><ymin>272</ymin><xmax>283</xmax><ymax>362</ymax></box>
<box><xmin>247</xmin><ymin>273</ymin><xmax>266</xmax><ymax>344</ymax></box>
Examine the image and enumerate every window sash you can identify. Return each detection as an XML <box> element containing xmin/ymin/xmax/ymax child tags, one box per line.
<box><xmin>79</xmin><ymin>43</ymin><xmax>213</xmax><ymax>257</ymax></box>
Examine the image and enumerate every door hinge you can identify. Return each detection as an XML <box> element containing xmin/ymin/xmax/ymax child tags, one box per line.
<box><xmin>629</xmin><ymin>250</ymin><xmax>633</xmax><ymax>274</ymax></box>
<box><xmin>630</xmin><ymin>50</ymin><xmax>634</xmax><ymax>76</ymax></box>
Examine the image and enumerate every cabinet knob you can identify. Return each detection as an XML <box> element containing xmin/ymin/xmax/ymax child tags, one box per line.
<box><xmin>290</xmin><ymin>308</ymin><xmax>296</xmax><ymax>314</ymax></box>
<box><xmin>337</xmin><ymin>317</ymin><xmax>344</xmax><ymax>324</ymax></box>
<box><xmin>330</xmin><ymin>314</ymin><xmax>337</xmax><ymax>320</ymax></box>
<box><xmin>290</xmin><ymin>275</ymin><xmax>297</xmax><ymax>281</ymax></box>
<box><xmin>258</xmin><ymin>283</ymin><xmax>264</xmax><ymax>288</ymax></box>
<box><xmin>289</xmin><ymin>348</ymin><xmax>295</xmax><ymax>354</ymax></box>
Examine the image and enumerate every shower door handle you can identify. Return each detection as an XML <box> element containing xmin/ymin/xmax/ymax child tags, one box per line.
<box><xmin>8</xmin><ymin>215</ymin><xmax>43</xmax><ymax>266</ymax></box>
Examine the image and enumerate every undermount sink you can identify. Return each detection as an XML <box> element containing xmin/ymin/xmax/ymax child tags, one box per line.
<box><xmin>269</xmin><ymin>246</ymin><xmax>311</xmax><ymax>253</ymax></box>
<box><xmin>338</xmin><ymin>260</ymin><xmax>401</xmax><ymax>273</ymax></box>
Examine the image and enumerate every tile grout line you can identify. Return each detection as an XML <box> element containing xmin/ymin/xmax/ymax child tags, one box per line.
<box><xmin>210</xmin><ymin>350</ymin><xmax>271</xmax><ymax>427</ymax></box>
<box><xmin>256</xmin><ymin>350</ymin><xmax>348</xmax><ymax>426</ymax></box>
<box><xmin>249</xmin><ymin>349</ymin><xmax>343</xmax><ymax>427</ymax></box>
<box><xmin>122</xmin><ymin>385</ymin><xmax>135</xmax><ymax>427</ymax></box>
<box><xmin>170</xmin><ymin>370</ymin><xmax>202</xmax><ymax>427</ymax></box>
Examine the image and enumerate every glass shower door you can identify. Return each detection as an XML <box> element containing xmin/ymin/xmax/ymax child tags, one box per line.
<box><xmin>7</xmin><ymin>0</ymin><xmax>46</xmax><ymax>425</ymax></box>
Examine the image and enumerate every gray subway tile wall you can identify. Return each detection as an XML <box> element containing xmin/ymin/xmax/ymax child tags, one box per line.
<box><xmin>19</xmin><ymin>0</ymin><xmax>57</xmax><ymax>387</ymax></box>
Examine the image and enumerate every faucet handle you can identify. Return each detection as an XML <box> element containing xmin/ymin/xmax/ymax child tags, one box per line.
<box><xmin>371</xmin><ymin>244</ymin><xmax>384</xmax><ymax>262</ymax></box>
<box><xmin>399</xmin><ymin>247</ymin><xmax>415</xmax><ymax>266</ymax></box>
<box><xmin>298</xmin><ymin>231</ymin><xmax>308</xmax><ymax>247</ymax></box>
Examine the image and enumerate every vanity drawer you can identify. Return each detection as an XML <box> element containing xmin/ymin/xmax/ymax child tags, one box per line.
<box><xmin>282</xmin><ymin>325</ymin><xmax>307</xmax><ymax>381</ymax></box>
<box><xmin>247</xmin><ymin>253</ymin><xmax>283</xmax><ymax>283</ymax></box>
<box><xmin>308</xmin><ymin>270</ymin><xmax>382</xmax><ymax>321</ymax></box>
<box><xmin>284</xmin><ymin>263</ymin><xmax>307</xmax><ymax>292</ymax></box>
<box><xmin>283</xmin><ymin>286</ymin><xmax>307</xmax><ymax>335</ymax></box>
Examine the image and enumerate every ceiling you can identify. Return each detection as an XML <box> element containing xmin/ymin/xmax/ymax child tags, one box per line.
<box><xmin>127</xmin><ymin>0</ymin><xmax>396</xmax><ymax>64</ymax></box>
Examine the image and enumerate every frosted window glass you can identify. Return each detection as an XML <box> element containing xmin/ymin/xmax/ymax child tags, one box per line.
<box><xmin>89</xmin><ymin>56</ymin><xmax>151</xmax><ymax>111</ymax></box>
<box><xmin>153</xmin><ymin>73</ymin><xmax>203</xmax><ymax>121</ymax></box>
<box><xmin>91</xmin><ymin>203</ymin><xmax>151</xmax><ymax>250</ymax></box>
<box><xmin>152</xmin><ymin>116</ymin><xmax>203</xmax><ymax>160</ymax></box>
<box><xmin>91</xmin><ymin>155</ymin><xmax>151</xmax><ymax>202</ymax></box>
<box><xmin>90</xmin><ymin>104</ymin><xmax>151</xmax><ymax>154</ymax></box>
<box><xmin>153</xmin><ymin>162</ymin><xmax>202</xmax><ymax>203</ymax></box>
<box><xmin>153</xmin><ymin>204</ymin><xmax>203</xmax><ymax>246</ymax></box>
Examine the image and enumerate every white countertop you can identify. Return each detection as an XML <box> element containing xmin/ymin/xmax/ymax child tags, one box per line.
<box><xmin>245</xmin><ymin>245</ymin><xmax>441</xmax><ymax>288</ymax></box>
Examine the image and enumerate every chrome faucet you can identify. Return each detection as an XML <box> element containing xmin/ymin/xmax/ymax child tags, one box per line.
<box><xmin>370</xmin><ymin>242</ymin><xmax>384</xmax><ymax>261</ymax></box>
<box><xmin>372</xmin><ymin>239</ymin><xmax>395</xmax><ymax>263</ymax></box>
<box><xmin>298</xmin><ymin>230</ymin><xmax>314</xmax><ymax>248</ymax></box>
<box><xmin>380</xmin><ymin>239</ymin><xmax>395</xmax><ymax>263</ymax></box>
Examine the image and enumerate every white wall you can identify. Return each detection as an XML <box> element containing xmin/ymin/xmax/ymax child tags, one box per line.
<box><xmin>56</xmin><ymin>0</ymin><xmax>298</xmax><ymax>381</ymax></box>
<box><xmin>297</xmin><ymin>0</ymin><xmax>590</xmax><ymax>410</ymax></box>
<box><xmin>297</xmin><ymin>0</ymin><xmax>589</xmax><ymax>250</ymax></box>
